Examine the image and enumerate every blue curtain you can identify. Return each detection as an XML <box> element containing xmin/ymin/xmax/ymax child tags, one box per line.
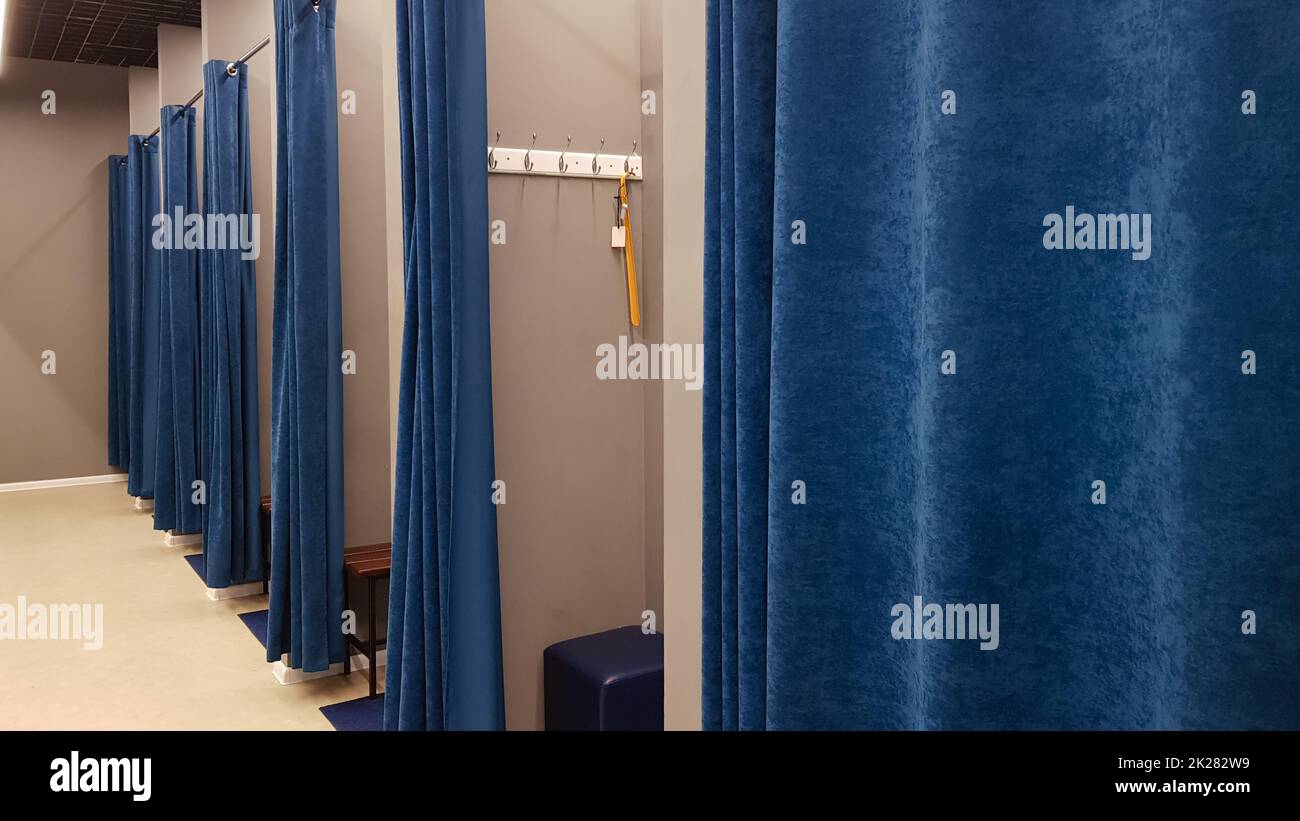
<box><xmin>704</xmin><ymin>0</ymin><xmax>1300</xmax><ymax>730</ymax></box>
<box><xmin>200</xmin><ymin>59</ymin><xmax>263</xmax><ymax>589</ymax></box>
<box><xmin>267</xmin><ymin>0</ymin><xmax>345</xmax><ymax>672</ymax></box>
<box><xmin>154</xmin><ymin>106</ymin><xmax>204</xmax><ymax>535</ymax></box>
<box><xmin>385</xmin><ymin>0</ymin><xmax>504</xmax><ymax>731</ymax></box>
<box><xmin>108</xmin><ymin>155</ymin><xmax>129</xmax><ymax>470</ymax></box>
<box><xmin>126</xmin><ymin>136</ymin><xmax>162</xmax><ymax>500</ymax></box>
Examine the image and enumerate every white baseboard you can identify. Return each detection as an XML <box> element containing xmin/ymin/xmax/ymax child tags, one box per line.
<box><xmin>133</xmin><ymin>497</ymin><xmax>154</xmax><ymax>512</ymax></box>
<box><xmin>165</xmin><ymin>531</ymin><xmax>202</xmax><ymax>547</ymax></box>
<box><xmin>272</xmin><ymin>649</ymin><xmax>387</xmax><ymax>685</ymax></box>
<box><xmin>206</xmin><ymin>581</ymin><xmax>263</xmax><ymax>601</ymax></box>
<box><xmin>0</xmin><ymin>473</ymin><xmax>127</xmax><ymax>494</ymax></box>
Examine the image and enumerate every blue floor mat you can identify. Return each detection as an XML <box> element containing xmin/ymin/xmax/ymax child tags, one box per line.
<box><xmin>320</xmin><ymin>695</ymin><xmax>385</xmax><ymax>731</ymax></box>
<box><xmin>183</xmin><ymin>552</ymin><xmax>204</xmax><ymax>580</ymax></box>
<box><xmin>237</xmin><ymin>609</ymin><xmax>269</xmax><ymax>650</ymax></box>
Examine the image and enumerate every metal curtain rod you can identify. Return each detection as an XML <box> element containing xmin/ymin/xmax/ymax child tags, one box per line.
<box><xmin>143</xmin><ymin>35</ymin><xmax>271</xmax><ymax>142</ymax></box>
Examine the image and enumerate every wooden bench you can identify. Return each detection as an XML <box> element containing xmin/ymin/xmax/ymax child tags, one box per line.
<box><xmin>342</xmin><ymin>543</ymin><xmax>392</xmax><ymax>699</ymax></box>
<box><xmin>259</xmin><ymin>499</ymin><xmax>389</xmax><ymax>697</ymax></box>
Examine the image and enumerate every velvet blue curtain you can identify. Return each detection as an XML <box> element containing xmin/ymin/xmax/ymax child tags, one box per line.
<box><xmin>384</xmin><ymin>0</ymin><xmax>504</xmax><ymax>731</ymax></box>
<box><xmin>126</xmin><ymin>135</ymin><xmax>162</xmax><ymax>500</ymax></box>
<box><xmin>108</xmin><ymin>155</ymin><xmax>129</xmax><ymax>470</ymax></box>
<box><xmin>154</xmin><ymin>106</ymin><xmax>204</xmax><ymax>535</ymax></box>
<box><xmin>200</xmin><ymin>59</ymin><xmax>263</xmax><ymax>589</ymax></box>
<box><xmin>267</xmin><ymin>0</ymin><xmax>345</xmax><ymax>672</ymax></box>
<box><xmin>704</xmin><ymin>0</ymin><xmax>1300</xmax><ymax>730</ymax></box>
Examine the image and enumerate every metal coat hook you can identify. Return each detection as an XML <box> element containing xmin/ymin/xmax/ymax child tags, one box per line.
<box><xmin>523</xmin><ymin>132</ymin><xmax>537</xmax><ymax>172</ymax></box>
<box><xmin>592</xmin><ymin>138</ymin><xmax>605</xmax><ymax>174</ymax></box>
<box><xmin>488</xmin><ymin>130</ymin><xmax>501</xmax><ymax>170</ymax></box>
<box><xmin>625</xmin><ymin>140</ymin><xmax>639</xmax><ymax>175</ymax></box>
<box><xmin>558</xmin><ymin>135</ymin><xmax>572</xmax><ymax>173</ymax></box>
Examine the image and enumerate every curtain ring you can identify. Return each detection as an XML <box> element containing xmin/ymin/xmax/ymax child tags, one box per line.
<box><xmin>311</xmin><ymin>0</ymin><xmax>321</xmax><ymax>12</ymax></box>
<box><xmin>523</xmin><ymin>132</ymin><xmax>537</xmax><ymax>172</ymax></box>
<box><xmin>226</xmin><ymin>61</ymin><xmax>238</xmax><ymax>77</ymax></box>
<box><xmin>592</xmin><ymin>138</ymin><xmax>605</xmax><ymax>175</ymax></box>
<box><xmin>488</xmin><ymin>130</ymin><xmax>501</xmax><ymax>170</ymax></box>
<box><xmin>624</xmin><ymin>140</ymin><xmax>638</xmax><ymax>175</ymax></box>
<box><xmin>558</xmin><ymin>135</ymin><xmax>572</xmax><ymax>173</ymax></box>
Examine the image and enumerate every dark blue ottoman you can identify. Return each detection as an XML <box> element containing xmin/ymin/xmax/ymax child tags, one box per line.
<box><xmin>544</xmin><ymin>626</ymin><xmax>664</xmax><ymax>731</ymax></box>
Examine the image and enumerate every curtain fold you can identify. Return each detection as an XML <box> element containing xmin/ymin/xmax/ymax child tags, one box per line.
<box><xmin>126</xmin><ymin>135</ymin><xmax>162</xmax><ymax>500</ymax></box>
<box><xmin>108</xmin><ymin>155</ymin><xmax>129</xmax><ymax>469</ymax></box>
<box><xmin>384</xmin><ymin>0</ymin><xmax>504</xmax><ymax>731</ymax></box>
<box><xmin>200</xmin><ymin>59</ymin><xmax>263</xmax><ymax>589</ymax></box>
<box><xmin>267</xmin><ymin>0</ymin><xmax>345</xmax><ymax>672</ymax></box>
<box><xmin>154</xmin><ymin>105</ymin><xmax>204</xmax><ymax>535</ymax></box>
<box><xmin>705</xmin><ymin>0</ymin><xmax>1300</xmax><ymax>730</ymax></box>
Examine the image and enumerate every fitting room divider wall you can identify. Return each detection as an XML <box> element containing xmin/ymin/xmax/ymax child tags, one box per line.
<box><xmin>704</xmin><ymin>0</ymin><xmax>1300</xmax><ymax>730</ymax></box>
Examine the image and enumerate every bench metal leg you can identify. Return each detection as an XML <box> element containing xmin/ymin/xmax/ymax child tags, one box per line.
<box><xmin>342</xmin><ymin>573</ymin><xmax>351</xmax><ymax>676</ymax></box>
<box><xmin>367</xmin><ymin>576</ymin><xmax>377</xmax><ymax>699</ymax></box>
<box><xmin>261</xmin><ymin>510</ymin><xmax>270</xmax><ymax>595</ymax></box>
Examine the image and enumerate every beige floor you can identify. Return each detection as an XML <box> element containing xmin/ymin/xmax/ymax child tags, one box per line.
<box><xmin>0</xmin><ymin>481</ymin><xmax>375</xmax><ymax>729</ymax></box>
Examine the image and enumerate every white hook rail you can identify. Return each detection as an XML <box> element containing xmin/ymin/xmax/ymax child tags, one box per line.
<box><xmin>487</xmin><ymin>146</ymin><xmax>642</xmax><ymax>180</ymax></box>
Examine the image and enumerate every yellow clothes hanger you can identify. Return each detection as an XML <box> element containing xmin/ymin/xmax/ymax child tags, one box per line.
<box><xmin>619</xmin><ymin>173</ymin><xmax>641</xmax><ymax>327</ymax></box>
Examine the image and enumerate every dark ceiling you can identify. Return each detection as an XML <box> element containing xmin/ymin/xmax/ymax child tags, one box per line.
<box><xmin>4</xmin><ymin>0</ymin><xmax>201</xmax><ymax>68</ymax></box>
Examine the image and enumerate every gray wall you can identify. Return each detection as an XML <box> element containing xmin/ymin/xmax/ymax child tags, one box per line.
<box><xmin>157</xmin><ymin>24</ymin><xmax>204</xmax><ymax>186</ymax></box>
<box><xmin>485</xmin><ymin>0</ymin><xmax>651</xmax><ymax>729</ymax></box>
<box><xmin>334</xmin><ymin>3</ymin><xmax>395</xmax><ymax>548</ymax></box>
<box><xmin>0</xmin><ymin>57</ymin><xmax>130</xmax><ymax>484</ymax></box>
<box><xmin>658</xmin><ymin>0</ymin><xmax>706</xmax><ymax>730</ymax></box>
<box><xmin>639</xmin><ymin>0</ymin><xmax>666</xmax><ymax>625</ymax></box>
<box><xmin>127</xmin><ymin>67</ymin><xmax>158</xmax><ymax>135</ymax></box>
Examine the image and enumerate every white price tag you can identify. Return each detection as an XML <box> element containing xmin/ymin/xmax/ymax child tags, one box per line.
<box><xmin>611</xmin><ymin>225</ymin><xmax>627</xmax><ymax>248</ymax></box>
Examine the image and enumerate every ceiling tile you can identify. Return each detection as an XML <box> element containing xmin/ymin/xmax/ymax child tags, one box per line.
<box><xmin>4</xmin><ymin>0</ymin><xmax>201</xmax><ymax>68</ymax></box>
